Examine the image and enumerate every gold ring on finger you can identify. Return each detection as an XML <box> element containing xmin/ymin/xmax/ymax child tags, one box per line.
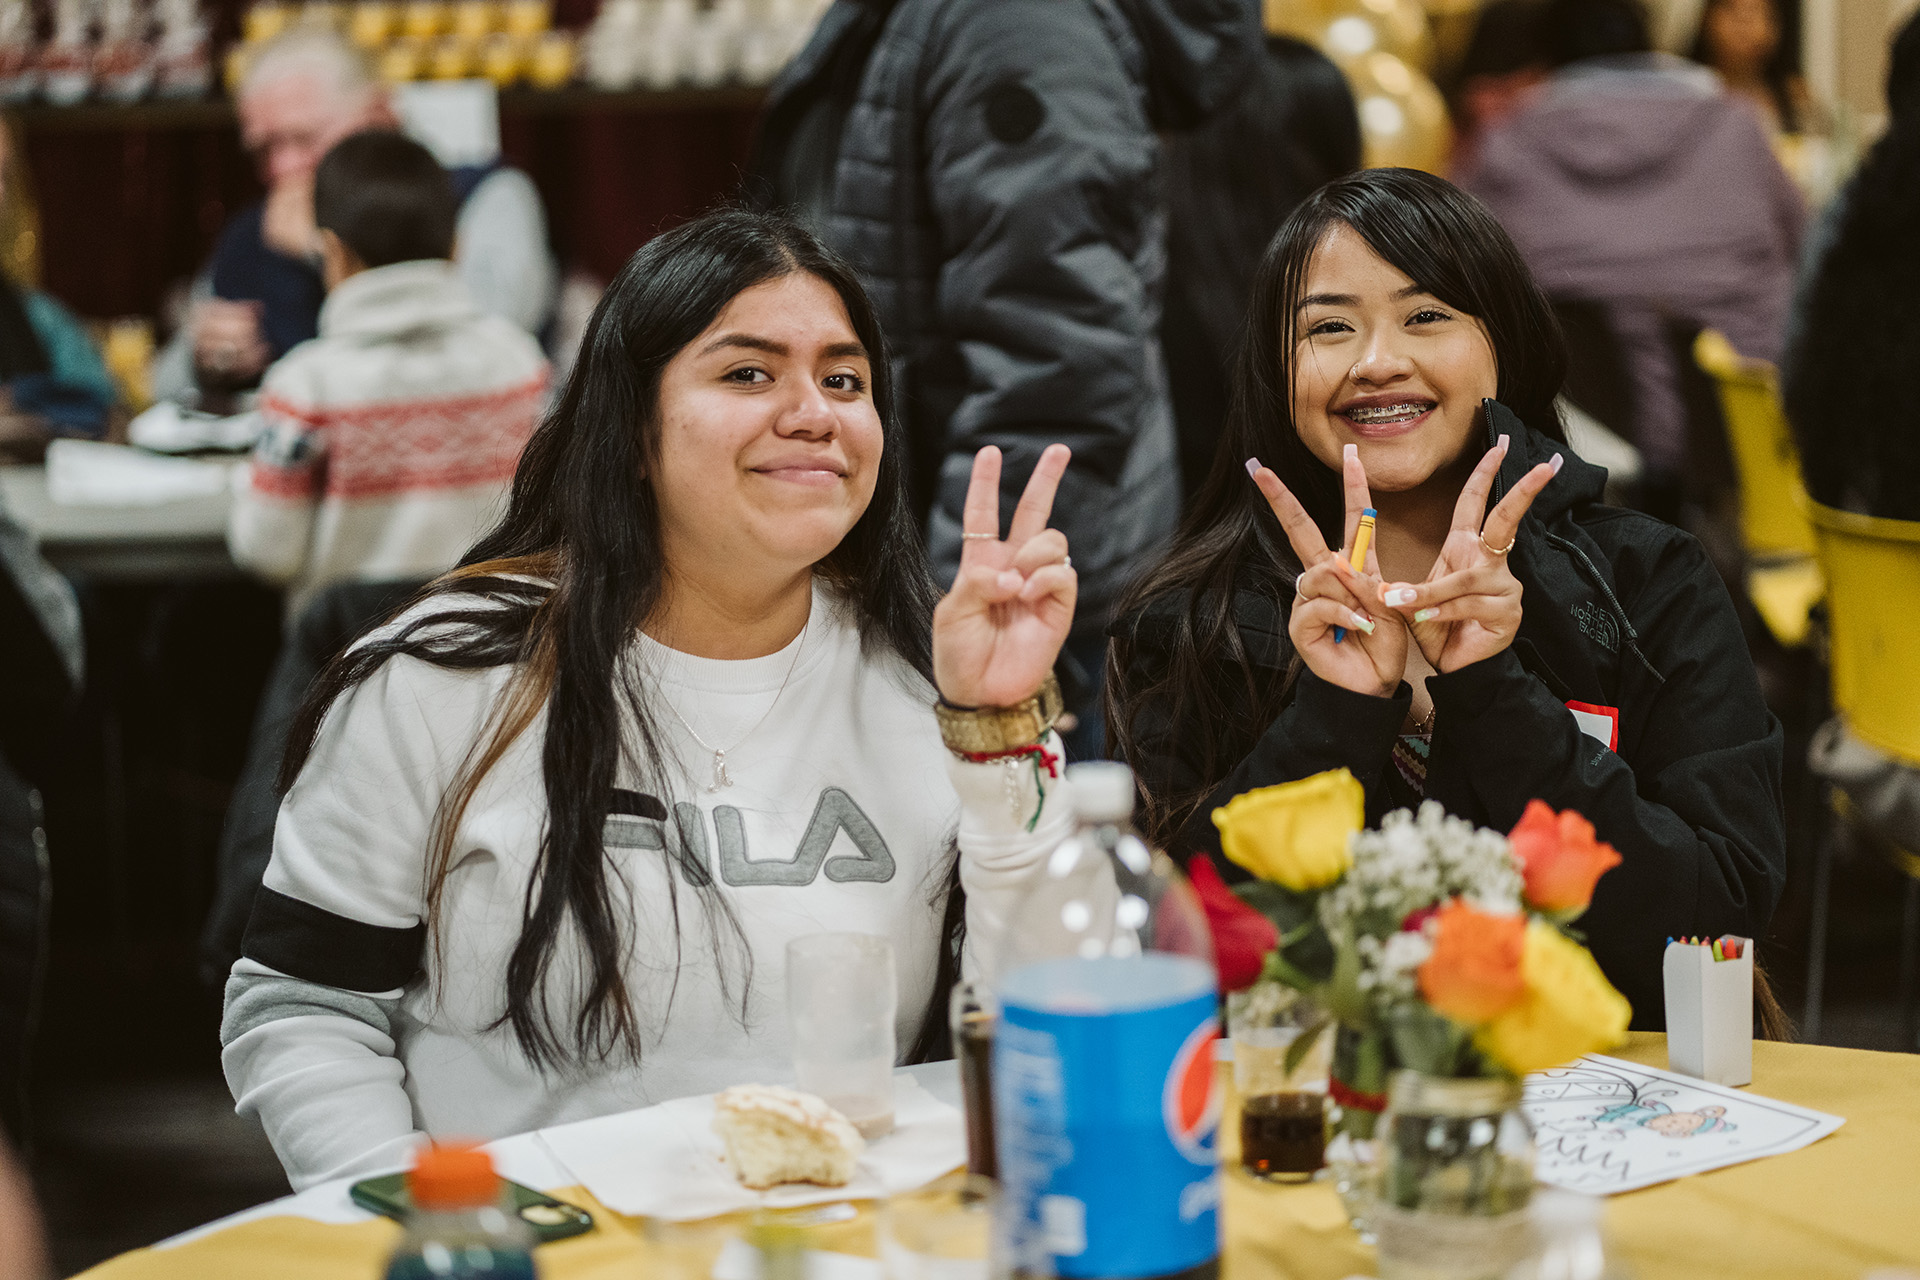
<box><xmin>1479</xmin><ymin>530</ymin><xmax>1516</xmax><ymax>556</ymax></box>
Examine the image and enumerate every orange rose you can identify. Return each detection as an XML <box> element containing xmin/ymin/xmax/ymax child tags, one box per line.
<box><xmin>1417</xmin><ymin>899</ymin><xmax>1527</xmax><ymax>1025</ymax></box>
<box><xmin>1508</xmin><ymin>800</ymin><xmax>1622</xmax><ymax>918</ymax></box>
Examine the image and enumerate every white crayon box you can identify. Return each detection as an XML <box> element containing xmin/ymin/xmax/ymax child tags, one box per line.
<box><xmin>1663</xmin><ymin>937</ymin><xmax>1753</xmax><ymax>1087</ymax></box>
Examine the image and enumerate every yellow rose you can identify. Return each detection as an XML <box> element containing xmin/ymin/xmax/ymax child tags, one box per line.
<box><xmin>1210</xmin><ymin>769</ymin><xmax>1362</xmax><ymax>891</ymax></box>
<box><xmin>1475</xmin><ymin>921</ymin><xmax>1632</xmax><ymax>1076</ymax></box>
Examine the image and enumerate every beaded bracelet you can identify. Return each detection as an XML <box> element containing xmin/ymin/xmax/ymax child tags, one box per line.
<box><xmin>955</xmin><ymin>741</ymin><xmax>1061</xmax><ymax>832</ymax></box>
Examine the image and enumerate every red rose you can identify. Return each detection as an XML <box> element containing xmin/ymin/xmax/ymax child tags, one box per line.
<box><xmin>1185</xmin><ymin>854</ymin><xmax>1280</xmax><ymax>993</ymax></box>
<box><xmin>1508</xmin><ymin>800</ymin><xmax>1623</xmax><ymax>917</ymax></box>
<box><xmin>1401</xmin><ymin>904</ymin><xmax>1441</xmax><ymax>934</ymax></box>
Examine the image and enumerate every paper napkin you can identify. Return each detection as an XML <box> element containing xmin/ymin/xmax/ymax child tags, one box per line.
<box><xmin>537</xmin><ymin>1072</ymin><xmax>964</xmax><ymax>1220</ymax></box>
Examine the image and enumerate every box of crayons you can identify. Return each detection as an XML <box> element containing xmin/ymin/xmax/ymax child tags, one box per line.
<box><xmin>1663</xmin><ymin>935</ymin><xmax>1752</xmax><ymax>1087</ymax></box>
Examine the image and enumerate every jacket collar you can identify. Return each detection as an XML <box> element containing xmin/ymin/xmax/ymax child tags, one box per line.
<box><xmin>318</xmin><ymin>260</ymin><xmax>478</xmax><ymax>343</ymax></box>
<box><xmin>1482</xmin><ymin>399</ymin><xmax>1668</xmax><ymax>686</ymax></box>
<box><xmin>1481</xmin><ymin>399</ymin><xmax>1606</xmax><ymax>522</ymax></box>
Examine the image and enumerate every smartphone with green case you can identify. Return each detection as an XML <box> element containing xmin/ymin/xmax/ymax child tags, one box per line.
<box><xmin>349</xmin><ymin>1172</ymin><xmax>595</xmax><ymax>1243</ymax></box>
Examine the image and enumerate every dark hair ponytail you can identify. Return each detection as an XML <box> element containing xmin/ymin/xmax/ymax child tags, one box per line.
<box><xmin>1108</xmin><ymin>169</ymin><xmax>1567</xmax><ymax>848</ymax></box>
<box><xmin>283</xmin><ymin>208</ymin><xmax>940</xmax><ymax>1069</ymax></box>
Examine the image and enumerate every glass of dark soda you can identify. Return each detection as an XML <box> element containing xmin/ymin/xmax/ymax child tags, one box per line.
<box><xmin>1228</xmin><ymin>983</ymin><xmax>1329</xmax><ymax>1182</ymax></box>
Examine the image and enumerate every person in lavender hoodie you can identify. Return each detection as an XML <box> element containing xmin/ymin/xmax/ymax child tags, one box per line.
<box><xmin>1458</xmin><ymin>0</ymin><xmax>1802</xmax><ymax>507</ymax></box>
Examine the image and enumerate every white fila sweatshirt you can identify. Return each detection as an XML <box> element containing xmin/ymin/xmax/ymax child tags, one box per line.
<box><xmin>221</xmin><ymin>582</ymin><xmax>1072</xmax><ymax>1190</ymax></box>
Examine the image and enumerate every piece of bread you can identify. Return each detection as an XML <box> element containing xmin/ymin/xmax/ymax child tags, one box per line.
<box><xmin>712</xmin><ymin>1085</ymin><xmax>866</xmax><ymax>1189</ymax></box>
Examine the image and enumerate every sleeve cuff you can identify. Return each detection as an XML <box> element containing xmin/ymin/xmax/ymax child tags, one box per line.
<box><xmin>947</xmin><ymin>731</ymin><xmax>1074</xmax><ymax>853</ymax></box>
<box><xmin>1426</xmin><ymin>648</ymin><xmax>1530</xmax><ymax>717</ymax></box>
<box><xmin>1284</xmin><ymin>667</ymin><xmax>1411</xmax><ymax>772</ymax></box>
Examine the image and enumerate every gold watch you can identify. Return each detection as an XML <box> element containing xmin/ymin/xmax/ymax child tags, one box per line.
<box><xmin>935</xmin><ymin>673</ymin><xmax>1065</xmax><ymax>755</ymax></box>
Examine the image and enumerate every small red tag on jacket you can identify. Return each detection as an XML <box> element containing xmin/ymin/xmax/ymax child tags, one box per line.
<box><xmin>1566</xmin><ymin>700</ymin><xmax>1620</xmax><ymax>751</ymax></box>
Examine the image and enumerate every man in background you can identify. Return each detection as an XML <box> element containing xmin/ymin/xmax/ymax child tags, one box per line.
<box><xmin>752</xmin><ymin>0</ymin><xmax>1256</xmax><ymax>755</ymax></box>
<box><xmin>154</xmin><ymin>27</ymin><xmax>556</xmax><ymax>404</ymax></box>
<box><xmin>1459</xmin><ymin>0</ymin><xmax>1802</xmax><ymax>505</ymax></box>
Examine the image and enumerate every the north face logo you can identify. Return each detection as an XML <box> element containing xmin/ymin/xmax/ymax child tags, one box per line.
<box><xmin>1572</xmin><ymin>601</ymin><xmax>1620</xmax><ymax>653</ymax></box>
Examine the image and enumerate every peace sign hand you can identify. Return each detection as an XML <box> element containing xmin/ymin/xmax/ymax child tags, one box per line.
<box><xmin>1248</xmin><ymin>443</ymin><xmax>1408</xmax><ymax>699</ymax></box>
<box><xmin>932</xmin><ymin>444</ymin><xmax>1078</xmax><ymax>708</ymax></box>
<box><xmin>1377</xmin><ymin>434</ymin><xmax>1562</xmax><ymax>673</ymax></box>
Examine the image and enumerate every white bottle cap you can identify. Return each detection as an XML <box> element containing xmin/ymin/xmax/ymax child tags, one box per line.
<box><xmin>1067</xmin><ymin>761</ymin><xmax>1135</xmax><ymax>823</ymax></box>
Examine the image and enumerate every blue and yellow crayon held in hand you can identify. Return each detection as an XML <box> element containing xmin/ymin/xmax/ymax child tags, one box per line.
<box><xmin>1333</xmin><ymin>507</ymin><xmax>1377</xmax><ymax>643</ymax></box>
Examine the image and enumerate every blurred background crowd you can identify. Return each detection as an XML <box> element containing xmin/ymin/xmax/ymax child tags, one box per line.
<box><xmin>0</xmin><ymin>0</ymin><xmax>1914</xmax><ymax>1270</ymax></box>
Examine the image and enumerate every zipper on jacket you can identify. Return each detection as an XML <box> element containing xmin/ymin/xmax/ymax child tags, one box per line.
<box><xmin>1544</xmin><ymin>531</ymin><xmax>1667</xmax><ymax>685</ymax></box>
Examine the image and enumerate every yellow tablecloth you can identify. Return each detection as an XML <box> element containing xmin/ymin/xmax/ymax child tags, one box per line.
<box><xmin>78</xmin><ymin>1033</ymin><xmax>1920</xmax><ymax>1280</ymax></box>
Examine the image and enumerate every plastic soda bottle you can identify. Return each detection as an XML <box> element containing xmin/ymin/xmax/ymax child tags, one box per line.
<box><xmin>992</xmin><ymin>760</ymin><xmax>1221</xmax><ymax>1280</ymax></box>
<box><xmin>384</xmin><ymin>1144</ymin><xmax>538</xmax><ymax>1279</ymax></box>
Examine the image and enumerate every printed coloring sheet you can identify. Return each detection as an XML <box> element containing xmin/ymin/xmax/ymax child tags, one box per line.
<box><xmin>1523</xmin><ymin>1055</ymin><xmax>1843</xmax><ymax>1194</ymax></box>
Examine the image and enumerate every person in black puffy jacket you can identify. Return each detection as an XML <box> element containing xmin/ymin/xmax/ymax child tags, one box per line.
<box><xmin>750</xmin><ymin>0</ymin><xmax>1257</xmax><ymax>754</ymax></box>
<box><xmin>1108</xmin><ymin>169</ymin><xmax>1785</xmax><ymax>1029</ymax></box>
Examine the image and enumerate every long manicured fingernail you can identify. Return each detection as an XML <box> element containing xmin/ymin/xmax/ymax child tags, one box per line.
<box><xmin>1347</xmin><ymin>610</ymin><xmax>1375</xmax><ymax>635</ymax></box>
<box><xmin>1497</xmin><ymin>433</ymin><xmax>1510</xmax><ymax>453</ymax></box>
<box><xmin>1414</xmin><ymin>608</ymin><xmax>1437</xmax><ymax>623</ymax></box>
<box><xmin>1549</xmin><ymin>453</ymin><xmax>1564</xmax><ymax>475</ymax></box>
<box><xmin>1383</xmin><ymin>587</ymin><xmax>1417</xmax><ymax>607</ymax></box>
<box><xmin>1344</xmin><ymin>443</ymin><xmax>1358</xmax><ymax>464</ymax></box>
<box><xmin>1245</xmin><ymin>457</ymin><xmax>1261</xmax><ymax>478</ymax></box>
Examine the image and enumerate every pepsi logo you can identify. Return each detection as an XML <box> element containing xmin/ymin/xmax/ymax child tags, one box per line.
<box><xmin>1161</xmin><ymin>1017</ymin><xmax>1222</xmax><ymax>1165</ymax></box>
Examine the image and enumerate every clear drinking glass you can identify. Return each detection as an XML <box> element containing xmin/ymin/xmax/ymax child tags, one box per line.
<box><xmin>1227</xmin><ymin>982</ymin><xmax>1331</xmax><ymax>1182</ymax></box>
<box><xmin>787</xmin><ymin>932</ymin><xmax>898</xmax><ymax>1138</ymax></box>
<box><xmin>880</xmin><ymin>1175</ymin><xmax>998</xmax><ymax>1280</ymax></box>
<box><xmin>642</xmin><ymin>1215</ymin><xmax>739</xmax><ymax>1280</ymax></box>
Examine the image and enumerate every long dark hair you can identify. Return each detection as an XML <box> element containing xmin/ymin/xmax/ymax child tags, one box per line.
<box><xmin>1109</xmin><ymin>168</ymin><xmax>1567</xmax><ymax>847</ymax></box>
<box><xmin>1687</xmin><ymin>0</ymin><xmax>1803</xmax><ymax>134</ymax></box>
<box><xmin>281</xmin><ymin>208</ymin><xmax>942</xmax><ymax>1069</ymax></box>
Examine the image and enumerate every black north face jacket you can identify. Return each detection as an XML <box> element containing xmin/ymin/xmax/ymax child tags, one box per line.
<box><xmin>1117</xmin><ymin>402</ymin><xmax>1787</xmax><ymax>1027</ymax></box>
<box><xmin>752</xmin><ymin>0</ymin><xmax>1257</xmax><ymax>633</ymax></box>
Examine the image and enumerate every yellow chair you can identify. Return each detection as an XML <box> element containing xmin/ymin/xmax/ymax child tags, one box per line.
<box><xmin>1692</xmin><ymin>330</ymin><xmax>1824</xmax><ymax>648</ymax></box>
<box><xmin>1800</xmin><ymin>501</ymin><xmax>1920</xmax><ymax>1045</ymax></box>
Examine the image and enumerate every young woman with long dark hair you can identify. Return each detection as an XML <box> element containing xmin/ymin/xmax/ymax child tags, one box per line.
<box><xmin>1108</xmin><ymin>169</ymin><xmax>1786</xmax><ymax>1027</ymax></box>
<box><xmin>222</xmin><ymin>210</ymin><xmax>1081</xmax><ymax>1189</ymax></box>
<box><xmin>1687</xmin><ymin>0</ymin><xmax>1806</xmax><ymax>137</ymax></box>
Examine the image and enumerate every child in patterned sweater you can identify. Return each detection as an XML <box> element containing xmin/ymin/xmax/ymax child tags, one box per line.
<box><xmin>227</xmin><ymin>130</ymin><xmax>549</xmax><ymax>617</ymax></box>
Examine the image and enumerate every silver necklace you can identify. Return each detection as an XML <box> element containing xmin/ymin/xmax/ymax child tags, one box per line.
<box><xmin>660</xmin><ymin>613</ymin><xmax>810</xmax><ymax>792</ymax></box>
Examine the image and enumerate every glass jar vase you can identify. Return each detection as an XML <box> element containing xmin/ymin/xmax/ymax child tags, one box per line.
<box><xmin>1371</xmin><ymin>1071</ymin><xmax>1535</xmax><ymax>1280</ymax></box>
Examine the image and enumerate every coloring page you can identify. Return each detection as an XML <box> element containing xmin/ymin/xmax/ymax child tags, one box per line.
<box><xmin>1522</xmin><ymin>1055</ymin><xmax>1844</xmax><ymax>1194</ymax></box>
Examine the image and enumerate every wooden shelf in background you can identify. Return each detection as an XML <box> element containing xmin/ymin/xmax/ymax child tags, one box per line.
<box><xmin>10</xmin><ymin>83</ymin><xmax>766</xmax><ymax>131</ymax></box>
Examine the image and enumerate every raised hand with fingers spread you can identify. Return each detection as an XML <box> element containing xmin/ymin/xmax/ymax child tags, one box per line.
<box><xmin>1375</xmin><ymin>432</ymin><xmax>1562</xmax><ymax>673</ymax></box>
<box><xmin>1246</xmin><ymin>441</ymin><xmax>1408</xmax><ymax>698</ymax></box>
<box><xmin>933</xmin><ymin>443</ymin><xmax>1077</xmax><ymax>708</ymax></box>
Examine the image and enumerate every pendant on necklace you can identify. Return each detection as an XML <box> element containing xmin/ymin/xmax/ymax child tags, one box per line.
<box><xmin>709</xmin><ymin>749</ymin><xmax>732</xmax><ymax>792</ymax></box>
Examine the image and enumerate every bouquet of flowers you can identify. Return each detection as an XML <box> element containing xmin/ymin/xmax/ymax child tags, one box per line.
<box><xmin>1212</xmin><ymin>770</ymin><xmax>1632</xmax><ymax>1135</ymax></box>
